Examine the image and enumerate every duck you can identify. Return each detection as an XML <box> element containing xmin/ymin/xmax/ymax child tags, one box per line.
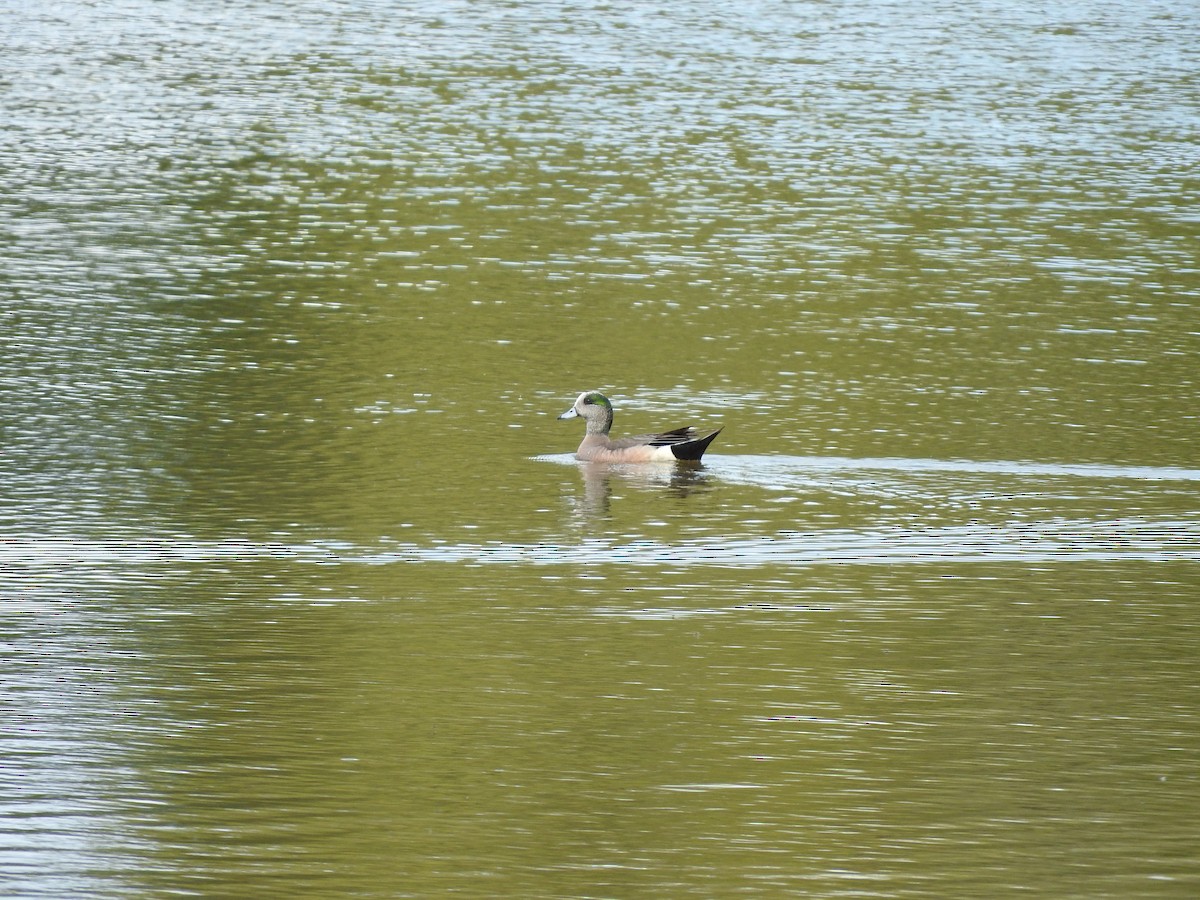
<box><xmin>557</xmin><ymin>390</ymin><xmax>722</xmax><ymax>462</ymax></box>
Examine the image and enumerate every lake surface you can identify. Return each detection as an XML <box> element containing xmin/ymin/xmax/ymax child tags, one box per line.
<box><xmin>3</xmin><ymin>0</ymin><xmax>1199</xmax><ymax>896</ymax></box>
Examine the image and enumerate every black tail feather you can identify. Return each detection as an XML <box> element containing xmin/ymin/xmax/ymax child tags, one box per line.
<box><xmin>669</xmin><ymin>428</ymin><xmax>722</xmax><ymax>461</ymax></box>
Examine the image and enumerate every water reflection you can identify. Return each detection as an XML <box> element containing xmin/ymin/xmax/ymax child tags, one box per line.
<box><xmin>4</xmin><ymin>545</ymin><xmax>1198</xmax><ymax>897</ymax></box>
<box><xmin>564</xmin><ymin>458</ymin><xmax>714</xmax><ymax>518</ymax></box>
<box><xmin>3</xmin><ymin>515</ymin><xmax>1195</xmax><ymax>572</ymax></box>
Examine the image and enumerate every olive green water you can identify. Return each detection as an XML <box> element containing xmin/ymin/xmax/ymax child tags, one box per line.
<box><xmin>2</xmin><ymin>1</ymin><xmax>1199</xmax><ymax>897</ymax></box>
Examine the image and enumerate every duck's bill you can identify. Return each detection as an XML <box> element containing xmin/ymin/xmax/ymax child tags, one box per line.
<box><xmin>557</xmin><ymin>407</ymin><xmax>579</xmax><ymax>420</ymax></box>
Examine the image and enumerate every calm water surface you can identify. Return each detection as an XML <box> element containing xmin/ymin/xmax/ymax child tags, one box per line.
<box><xmin>3</xmin><ymin>1</ymin><xmax>1199</xmax><ymax>897</ymax></box>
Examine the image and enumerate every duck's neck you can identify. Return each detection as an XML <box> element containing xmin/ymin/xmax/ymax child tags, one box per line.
<box><xmin>585</xmin><ymin>408</ymin><xmax>613</xmax><ymax>435</ymax></box>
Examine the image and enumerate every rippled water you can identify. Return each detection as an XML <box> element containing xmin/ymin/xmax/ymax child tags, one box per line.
<box><xmin>3</xmin><ymin>1</ymin><xmax>1199</xmax><ymax>897</ymax></box>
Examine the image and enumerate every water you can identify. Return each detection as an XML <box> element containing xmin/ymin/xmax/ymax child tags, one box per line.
<box><xmin>3</xmin><ymin>1</ymin><xmax>1199</xmax><ymax>896</ymax></box>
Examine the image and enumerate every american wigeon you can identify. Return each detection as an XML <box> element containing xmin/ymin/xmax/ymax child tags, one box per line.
<box><xmin>557</xmin><ymin>390</ymin><xmax>722</xmax><ymax>463</ymax></box>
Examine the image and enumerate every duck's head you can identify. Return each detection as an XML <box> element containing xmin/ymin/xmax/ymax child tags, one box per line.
<box><xmin>557</xmin><ymin>390</ymin><xmax>614</xmax><ymax>434</ymax></box>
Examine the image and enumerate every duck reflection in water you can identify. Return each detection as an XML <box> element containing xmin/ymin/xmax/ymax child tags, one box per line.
<box><xmin>571</xmin><ymin>459</ymin><xmax>714</xmax><ymax>518</ymax></box>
